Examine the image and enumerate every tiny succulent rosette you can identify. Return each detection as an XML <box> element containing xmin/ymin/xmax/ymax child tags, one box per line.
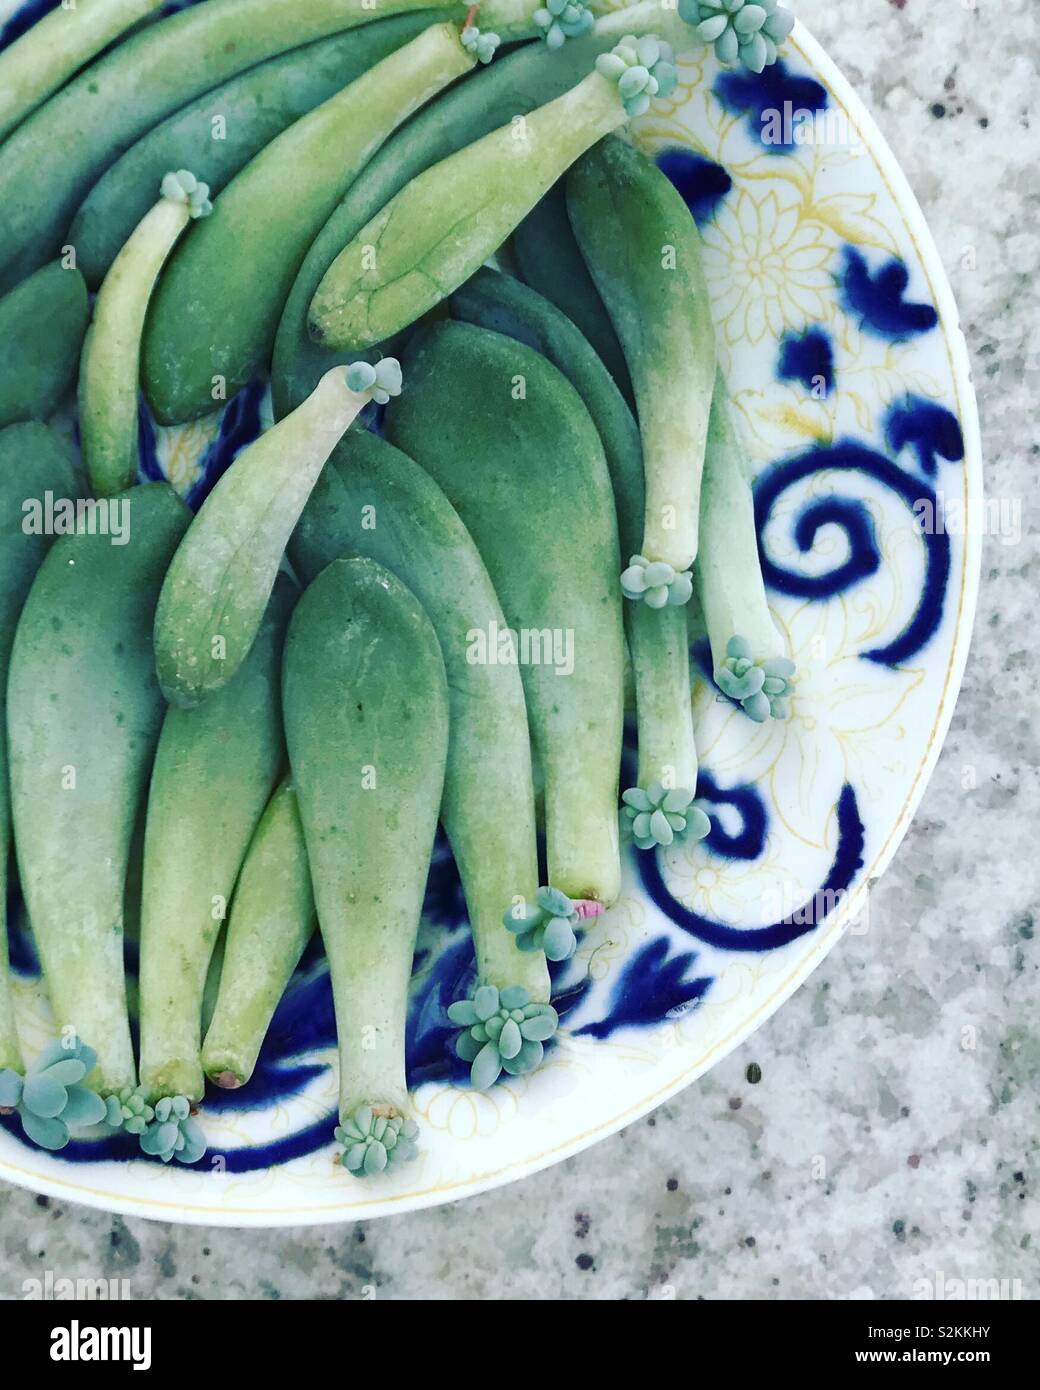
<box><xmin>678</xmin><ymin>0</ymin><xmax>795</xmax><ymax>74</ymax></box>
<box><xmin>622</xmin><ymin>783</ymin><xmax>711</xmax><ymax>850</ymax></box>
<box><xmin>596</xmin><ymin>35</ymin><xmax>679</xmax><ymax>118</ymax></box>
<box><xmin>503</xmin><ymin>885</ymin><xmax>581</xmax><ymax>961</ymax></box>
<box><xmin>345</xmin><ymin>355</ymin><xmax>403</xmax><ymax>405</ymax></box>
<box><xmin>138</xmin><ymin>1095</ymin><xmax>207</xmax><ymax>1165</ymax></box>
<box><xmin>620</xmin><ymin>553</ymin><xmax>694</xmax><ymax>608</ymax></box>
<box><xmin>534</xmin><ymin>0</ymin><xmax>594</xmax><ymax>50</ymax></box>
<box><xmin>460</xmin><ymin>24</ymin><xmax>501</xmax><ymax>65</ymax></box>
<box><xmin>335</xmin><ymin>1105</ymin><xmax>419</xmax><ymax>1177</ymax></box>
<box><xmin>449</xmin><ymin>984</ymin><xmax>559</xmax><ymax>1090</ymax></box>
<box><xmin>716</xmin><ymin>635</ymin><xmax>796</xmax><ymax>721</ymax></box>
<box><xmin>104</xmin><ymin>1086</ymin><xmax>155</xmax><ymax>1136</ymax></box>
<box><xmin>0</xmin><ymin>1036</ymin><xmax>106</xmax><ymax>1151</ymax></box>
<box><xmin>160</xmin><ymin>168</ymin><xmax>213</xmax><ymax>219</ymax></box>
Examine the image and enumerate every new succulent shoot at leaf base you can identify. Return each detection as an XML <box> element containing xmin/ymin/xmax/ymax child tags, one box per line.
<box><xmin>535</xmin><ymin>0</ymin><xmax>594</xmax><ymax>50</ymax></box>
<box><xmin>448</xmin><ymin>982</ymin><xmax>560</xmax><ymax>1091</ymax></box>
<box><xmin>154</xmin><ymin>358</ymin><xmax>401</xmax><ymax>709</ymax></box>
<box><xmin>138</xmin><ymin>1096</ymin><xmax>206</xmax><ymax>1165</ymax></box>
<box><xmin>291</xmin><ymin>430</ymin><xmax>555</xmax><ymax>1019</ymax></box>
<box><xmin>283</xmin><ymin>559</ymin><xmax>450</xmax><ymax>1176</ymax></box>
<box><xmin>79</xmin><ymin>170</ymin><xmax>212</xmax><ymax>498</ymax></box>
<box><xmin>678</xmin><ymin>0</ymin><xmax>795</xmax><ymax>74</ymax></box>
<box><xmin>306</xmin><ymin>35</ymin><xmax>679</xmax><ymax>351</ymax></box>
<box><xmin>697</xmin><ymin>371</ymin><xmax>796</xmax><ymax>721</ymax></box>
<box><xmin>7</xmin><ymin>485</ymin><xmax>189</xmax><ymax>1098</ymax></box>
<box><xmin>0</xmin><ymin>1036</ymin><xmax>107</xmax><ymax>1152</ymax></box>
<box><xmin>621</xmin><ymin>557</ymin><xmax>694</xmax><ymax>610</ymax></box>
<box><xmin>0</xmin><ymin>1031</ymin><xmax>191</xmax><ymax>1161</ymax></box>
<box><xmin>507</xmin><ymin>886</ymin><xmax>587</xmax><ymax>960</ymax></box>
<box><xmin>460</xmin><ymin>24</ymin><xmax>501</xmax><ymax>65</ymax></box>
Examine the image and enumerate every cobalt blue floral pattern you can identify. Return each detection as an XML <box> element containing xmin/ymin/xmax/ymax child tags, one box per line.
<box><xmin>713</xmin><ymin>58</ymin><xmax>828</xmax><ymax>152</ymax></box>
<box><xmin>777</xmin><ymin>325</ymin><xmax>834</xmax><ymax>394</ymax></box>
<box><xmin>655</xmin><ymin>148</ymin><xmax>733</xmax><ymax>226</ymax></box>
<box><xmin>754</xmin><ymin>440</ymin><xmax>959</xmax><ymax>665</ymax></box>
<box><xmin>574</xmin><ymin>939</ymin><xmax>712</xmax><ymax>1040</ymax></box>
<box><xmin>840</xmin><ymin>247</ymin><xmax>939</xmax><ymax>340</ymax></box>
<box><xmin>885</xmin><ymin>395</ymin><xmax>964</xmax><ymax>477</ymax></box>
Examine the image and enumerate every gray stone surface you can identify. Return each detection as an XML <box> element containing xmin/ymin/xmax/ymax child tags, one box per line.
<box><xmin>1</xmin><ymin>0</ymin><xmax>1037</xmax><ymax>1300</ymax></box>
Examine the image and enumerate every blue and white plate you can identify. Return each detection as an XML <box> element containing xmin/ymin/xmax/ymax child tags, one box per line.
<box><xmin>0</xmin><ymin>6</ymin><xmax>981</xmax><ymax>1224</ymax></box>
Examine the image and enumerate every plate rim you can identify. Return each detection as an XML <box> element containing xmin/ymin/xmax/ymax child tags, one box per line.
<box><xmin>0</xmin><ymin>17</ymin><xmax>984</xmax><ymax>1226</ymax></box>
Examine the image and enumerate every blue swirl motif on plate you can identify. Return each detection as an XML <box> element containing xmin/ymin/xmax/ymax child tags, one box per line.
<box><xmin>695</xmin><ymin>770</ymin><xmax>768</xmax><ymax>862</ymax></box>
<box><xmin>755</xmin><ymin>432</ymin><xmax>963</xmax><ymax>666</ymax></box>
<box><xmin>640</xmin><ymin>784</ymin><xmax>866</xmax><ymax>953</ymax></box>
<box><xmin>752</xmin><ymin>258</ymin><xmax>963</xmax><ymax>670</ymax></box>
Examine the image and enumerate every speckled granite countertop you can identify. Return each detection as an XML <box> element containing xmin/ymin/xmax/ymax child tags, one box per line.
<box><xmin>1</xmin><ymin>0</ymin><xmax>1037</xmax><ymax>1300</ymax></box>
